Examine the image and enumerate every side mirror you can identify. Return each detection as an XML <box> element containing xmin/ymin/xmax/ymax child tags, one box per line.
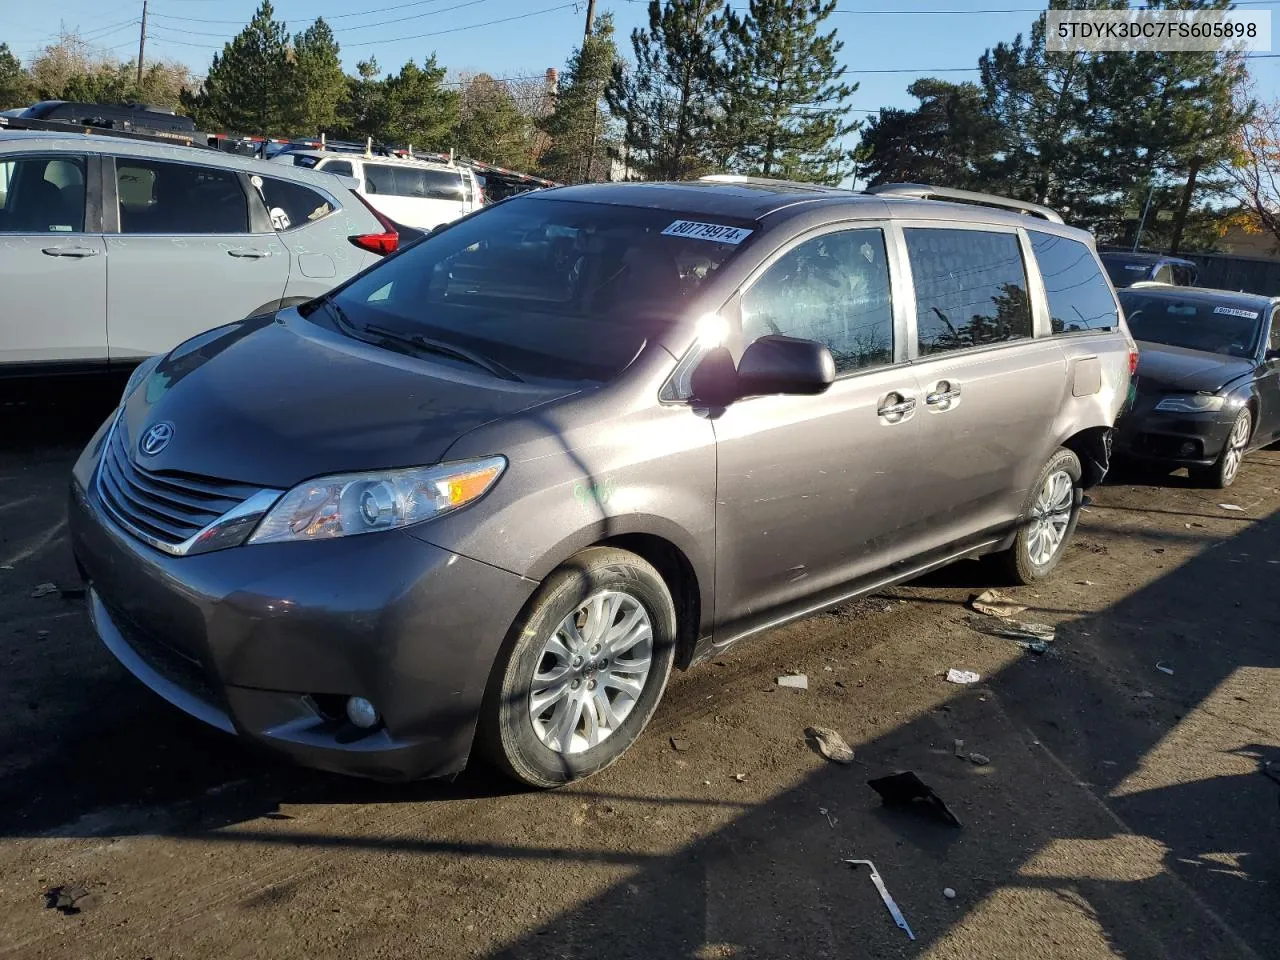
<box><xmin>736</xmin><ymin>335</ymin><xmax>836</xmax><ymax>397</ymax></box>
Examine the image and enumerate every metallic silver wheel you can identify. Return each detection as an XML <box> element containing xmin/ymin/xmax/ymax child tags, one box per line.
<box><xmin>1027</xmin><ymin>469</ymin><xmax>1075</xmax><ymax>567</ymax></box>
<box><xmin>1221</xmin><ymin>412</ymin><xmax>1250</xmax><ymax>486</ymax></box>
<box><xmin>528</xmin><ymin>589</ymin><xmax>654</xmax><ymax>755</ymax></box>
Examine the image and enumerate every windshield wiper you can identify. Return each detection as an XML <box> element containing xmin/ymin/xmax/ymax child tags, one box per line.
<box><xmin>359</xmin><ymin>322</ymin><xmax>523</xmax><ymax>382</ymax></box>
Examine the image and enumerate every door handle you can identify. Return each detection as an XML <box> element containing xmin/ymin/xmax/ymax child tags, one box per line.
<box><xmin>227</xmin><ymin>248</ymin><xmax>272</xmax><ymax>258</ymax></box>
<box><xmin>877</xmin><ymin>394</ymin><xmax>917</xmax><ymax>421</ymax></box>
<box><xmin>42</xmin><ymin>246</ymin><xmax>100</xmax><ymax>258</ymax></box>
<box><xmin>926</xmin><ymin>381</ymin><xmax>962</xmax><ymax>407</ymax></box>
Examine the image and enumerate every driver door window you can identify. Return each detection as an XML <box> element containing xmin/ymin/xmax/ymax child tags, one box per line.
<box><xmin>741</xmin><ymin>227</ymin><xmax>894</xmax><ymax>374</ymax></box>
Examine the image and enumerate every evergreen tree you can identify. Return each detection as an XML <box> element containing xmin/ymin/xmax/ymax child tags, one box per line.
<box><xmin>607</xmin><ymin>0</ymin><xmax>725</xmax><ymax>181</ymax></box>
<box><xmin>287</xmin><ymin>18</ymin><xmax>345</xmax><ymax>136</ymax></box>
<box><xmin>0</xmin><ymin>43</ymin><xmax>31</xmax><ymax>109</ymax></box>
<box><xmin>381</xmin><ymin>57</ymin><xmax>459</xmax><ymax>149</ymax></box>
<box><xmin>454</xmin><ymin>74</ymin><xmax>534</xmax><ymax>169</ymax></box>
<box><xmin>718</xmin><ymin>0</ymin><xmax>857</xmax><ymax>183</ymax></box>
<box><xmin>855</xmin><ymin>79</ymin><xmax>999</xmax><ymax>189</ymax></box>
<box><xmin>180</xmin><ymin>0</ymin><xmax>291</xmax><ymax>135</ymax></box>
<box><xmin>540</xmin><ymin>15</ymin><xmax>619</xmax><ymax>183</ymax></box>
<box><xmin>337</xmin><ymin>58</ymin><xmax>387</xmax><ymax>142</ymax></box>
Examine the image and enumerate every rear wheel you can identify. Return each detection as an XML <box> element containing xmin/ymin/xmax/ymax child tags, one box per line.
<box><xmin>479</xmin><ymin>547</ymin><xmax>676</xmax><ymax>788</ymax></box>
<box><xmin>1191</xmin><ymin>409</ymin><xmax>1250</xmax><ymax>489</ymax></box>
<box><xmin>993</xmin><ymin>448</ymin><xmax>1083</xmax><ymax>585</ymax></box>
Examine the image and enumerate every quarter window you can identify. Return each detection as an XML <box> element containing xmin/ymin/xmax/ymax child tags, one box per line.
<box><xmin>256</xmin><ymin>177</ymin><xmax>334</xmax><ymax>231</ymax></box>
<box><xmin>116</xmin><ymin>159</ymin><xmax>248</xmax><ymax>234</ymax></box>
<box><xmin>904</xmin><ymin>228</ymin><xmax>1031</xmax><ymax>355</ymax></box>
<box><xmin>364</xmin><ymin>163</ymin><xmax>466</xmax><ymax>201</ymax></box>
<box><xmin>320</xmin><ymin>159</ymin><xmax>354</xmax><ymax>178</ymax></box>
<box><xmin>1029</xmin><ymin>231</ymin><xmax>1119</xmax><ymax>333</ymax></box>
<box><xmin>0</xmin><ymin>156</ymin><xmax>86</xmax><ymax>233</ymax></box>
<box><xmin>742</xmin><ymin>228</ymin><xmax>894</xmax><ymax>374</ymax></box>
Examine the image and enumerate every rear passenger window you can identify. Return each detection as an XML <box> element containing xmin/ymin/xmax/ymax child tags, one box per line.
<box><xmin>363</xmin><ymin>163</ymin><xmax>395</xmax><ymax>195</ymax></box>
<box><xmin>742</xmin><ymin>228</ymin><xmax>894</xmax><ymax>374</ymax></box>
<box><xmin>257</xmin><ymin>177</ymin><xmax>334</xmax><ymax>231</ymax></box>
<box><xmin>904</xmin><ymin>228</ymin><xmax>1031</xmax><ymax>354</ymax></box>
<box><xmin>1029</xmin><ymin>231</ymin><xmax>1119</xmax><ymax>333</ymax></box>
<box><xmin>116</xmin><ymin>159</ymin><xmax>248</xmax><ymax>234</ymax></box>
<box><xmin>0</xmin><ymin>156</ymin><xmax>86</xmax><ymax>233</ymax></box>
<box><xmin>421</xmin><ymin>168</ymin><xmax>466</xmax><ymax>201</ymax></box>
<box><xmin>1153</xmin><ymin>264</ymin><xmax>1174</xmax><ymax>284</ymax></box>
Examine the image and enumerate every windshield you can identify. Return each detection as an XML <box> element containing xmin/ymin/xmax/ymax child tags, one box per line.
<box><xmin>326</xmin><ymin>196</ymin><xmax>753</xmax><ymax>383</ymax></box>
<box><xmin>1101</xmin><ymin>256</ymin><xmax>1154</xmax><ymax>287</ymax></box>
<box><xmin>1119</xmin><ymin>292</ymin><xmax>1265</xmax><ymax>359</ymax></box>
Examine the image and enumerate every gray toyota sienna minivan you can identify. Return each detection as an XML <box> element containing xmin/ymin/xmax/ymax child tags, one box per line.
<box><xmin>69</xmin><ymin>178</ymin><xmax>1134</xmax><ymax>787</ymax></box>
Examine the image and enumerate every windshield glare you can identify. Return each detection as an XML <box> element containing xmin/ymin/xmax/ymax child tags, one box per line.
<box><xmin>1102</xmin><ymin>257</ymin><xmax>1154</xmax><ymax>287</ymax></box>
<box><xmin>329</xmin><ymin>196</ymin><xmax>752</xmax><ymax>383</ymax></box>
<box><xmin>1120</xmin><ymin>293</ymin><xmax>1264</xmax><ymax>359</ymax></box>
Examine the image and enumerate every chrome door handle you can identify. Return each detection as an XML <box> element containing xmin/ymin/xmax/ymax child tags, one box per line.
<box><xmin>42</xmin><ymin>246</ymin><xmax>100</xmax><ymax>258</ymax></box>
<box><xmin>877</xmin><ymin>396</ymin><xmax>917</xmax><ymax>420</ymax></box>
<box><xmin>227</xmin><ymin>248</ymin><xmax>271</xmax><ymax>258</ymax></box>
<box><xmin>926</xmin><ymin>381</ymin><xmax>961</xmax><ymax>406</ymax></box>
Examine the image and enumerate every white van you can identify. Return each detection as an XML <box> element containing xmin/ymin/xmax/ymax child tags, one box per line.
<box><xmin>274</xmin><ymin>149</ymin><xmax>482</xmax><ymax>231</ymax></box>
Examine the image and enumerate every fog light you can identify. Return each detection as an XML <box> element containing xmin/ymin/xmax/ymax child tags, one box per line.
<box><xmin>346</xmin><ymin>696</ymin><xmax>380</xmax><ymax>729</ymax></box>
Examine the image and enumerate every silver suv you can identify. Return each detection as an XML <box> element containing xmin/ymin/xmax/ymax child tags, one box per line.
<box><xmin>0</xmin><ymin>131</ymin><xmax>393</xmax><ymax>375</ymax></box>
<box><xmin>69</xmin><ymin>178</ymin><xmax>1134</xmax><ymax>787</ymax></box>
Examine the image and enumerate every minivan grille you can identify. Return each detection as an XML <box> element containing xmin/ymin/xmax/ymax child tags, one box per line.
<box><xmin>96</xmin><ymin>421</ymin><xmax>256</xmax><ymax>550</ymax></box>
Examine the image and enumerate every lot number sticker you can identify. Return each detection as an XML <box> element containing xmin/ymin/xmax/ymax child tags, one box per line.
<box><xmin>1213</xmin><ymin>306</ymin><xmax>1260</xmax><ymax>319</ymax></box>
<box><xmin>662</xmin><ymin>220</ymin><xmax>754</xmax><ymax>244</ymax></box>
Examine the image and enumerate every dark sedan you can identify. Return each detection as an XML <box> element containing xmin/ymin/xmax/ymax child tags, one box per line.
<box><xmin>1116</xmin><ymin>286</ymin><xmax>1280</xmax><ymax>487</ymax></box>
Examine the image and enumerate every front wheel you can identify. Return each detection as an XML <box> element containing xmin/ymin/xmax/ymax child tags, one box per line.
<box><xmin>479</xmin><ymin>547</ymin><xmax>676</xmax><ymax>788</ymax></box>
<box><xmin>1191</xmin><ymin>408</ymin><xmax>1250</xmax><ymax>489</ymax></box>
<box><xmin>993</xmin><ymin>448</ymin><xmax>1083</xmax><ymax>585</ymax></box>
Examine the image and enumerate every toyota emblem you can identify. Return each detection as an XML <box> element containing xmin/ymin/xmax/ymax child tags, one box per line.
<box><xmin>139</xmin><ymin>422</ymin><xmax>175</xmax><ymax>456</ymax></box>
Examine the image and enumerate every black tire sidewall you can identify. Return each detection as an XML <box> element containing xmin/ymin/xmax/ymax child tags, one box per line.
<box><xmin>485</xmin><ymin>549</ymin><xmax>676</xmax><ymax>788</ymax></box>
<box><xmin>1013</xmin><ymin>448</ymin><xmax>1083</xmax><ymax>582</ymax></box>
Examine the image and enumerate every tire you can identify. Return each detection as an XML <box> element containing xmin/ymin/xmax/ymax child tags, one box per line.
<box><xmin>1191</xmin><ymin>408</ymin><xmax>1250</xmax><ymax>489</ymax></box>
<box><xmin>479</xmin><ymin>547</ymin><xmax>677</xmax><ymax>788</ymax></box>
<box><xmin>993</xmin><ymin>448</ymin><xmax>1083</xmax><ymax>585</ymax></box>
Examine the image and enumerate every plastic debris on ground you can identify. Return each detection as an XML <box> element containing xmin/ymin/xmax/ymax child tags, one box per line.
<box><xmin>843</xmin><ymin>859</ymin><xmax>915</xmax><ymax>941</ymax></box>
<box><xmin>968</xmin><ymin>753</ymin><xmax>990</xmax><ymax>766</ymax></box>
<box><xmin>1218</xmin><ymin>503</ymin><xmax>1245</xmax><ymax>511</ymax></box>
<box><xmin>776</xmin><ymin>674</ymin><xmax>808</xmax><ymax>690</ymax></box>
<box><xmin>30</xmin><ymin>582</ymin><xmax>58</xmax><ymax>598</ymax></box>
<box><xmin>44</xmin><ymin>884</ymin><xmax>94</xmax><ymax>915</ymax></box>
<box><xmin>670</xmin><ymin>737</ymin><xmax>690</xmax><ymax>752</ymax></box>
<box><xmin>965</xmin><ymin>614</ymin><xmax>1055</xmax><ymax>654</ymax></box>
<box><xmin>946</xmin><ymin>668</ymin><xmax>981</xmax><ymax>685</ymax></box>
<box><xmin>805</xmin><ymin>726</ymin><xmax>854</xmax><ymax>765</ymax></box>
<box><xmin>1155</xmin><ymin>662</ymin><xmax>1175</xmax><ymax>675</ymax></box>
<box><xmin>732</xmin><ymin>773</ymin><xmax>747</xmax><ymax>782</ymax></box>
<box><xmin>867</xmin><ymin>771</ymin><xmax>963</xmax><ymax>827</ymax></box>
<box><xmin>943</xmin><ymin>887</ymin><xmax>957</xmax><ymax>899</ymax></box>
<box><xmin>953</xmin><ymin>739</ymin><xmax>966</xmax><ymax>758</ymax></box>
<box><xmin>968</xmin><ymin>589</ymin><xmax>1027</xmax><ymax>618</ymax></box>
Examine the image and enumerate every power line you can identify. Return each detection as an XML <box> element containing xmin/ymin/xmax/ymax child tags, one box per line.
<box><xmin>149</xmin><ymin>0</ymin><xmax>476</xmax><ymax>26</ymax></box>
<box><xmin>151</xmin><ymin>0</ymin><xmax>497</xmax><ymax>37</ymax></box>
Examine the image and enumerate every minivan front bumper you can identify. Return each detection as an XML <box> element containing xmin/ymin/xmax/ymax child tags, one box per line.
<box><xmin>68</xmin><ymin>458</ymin><xmax>538</xmax><ymax>781</ymax></box>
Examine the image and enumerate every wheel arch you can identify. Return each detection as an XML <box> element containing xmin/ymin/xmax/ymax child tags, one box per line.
<box><xmin>1061</xmin><ymin>425</ymin><xmax>1113</xmax><ymax>489</ymax></box>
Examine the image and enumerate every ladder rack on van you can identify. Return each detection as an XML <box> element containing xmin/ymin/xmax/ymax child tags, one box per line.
<box><xmin>865</xmin><ymin>183</ymin><xmax>1064</xmax><ymax>224</ymax></box>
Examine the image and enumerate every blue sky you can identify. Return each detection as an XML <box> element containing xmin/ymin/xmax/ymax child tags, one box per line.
<box><xmin>7</xmin><ymin>0</ymin><xmax>1280</xmax><ymax>144</ymax></box>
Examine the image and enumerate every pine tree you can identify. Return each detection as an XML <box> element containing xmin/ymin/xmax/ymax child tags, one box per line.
<box><xmin>718</xmin><ymin>0</ymin><xmax>858</xmax><ymax>183</ymax></box>
<box><xmin>0</xmin><ymin>43</ymin><xmax>31</xmax><ymax>109</ymax></box>
<box><xmin>287</xmin><ymin>18</ymin><xmax>345</xmax><ymax>136</ymax></box>
<box><xmin>454</xmin><ymin>74</ymin><xmax>534</xmax><ymax>169</ymax></box>
<box><xmin>180</xmin><ymin>0</ymin><xmax>291</xmax><ymax>135</ymax></box>
<box><xmin>337</xmin><ymin>58</ymin><xmax>387</xmax><ymax>142</ymax></box>
<box><xmin>607</xmin><ymin>0</ymin><xmax>725</xmax><ymax>181</ymax></box>
<box><xmin>540</xmin><ymin>15</ymin><xmax>619</xmax><ymax>183</ymax></box>
<box><xmin>381</xmin><ymin>57</ymin><xmax>459</xmax><ymax>149</ymax></box>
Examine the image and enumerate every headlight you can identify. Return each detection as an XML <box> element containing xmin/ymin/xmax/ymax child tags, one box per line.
<box><xmin>247</xmin><ymin>456</ymin><xmax>506</xmax><ymax>544</ymax></box>
<box><xmin>1154</xmin><ymin>394</ymin><xmax>1225</xmax><ymax>413</ymax></box>
<box><xmin>121</xmin><ymin>355</ymin><xmax>161</xmax><ymax>403</ymax></box>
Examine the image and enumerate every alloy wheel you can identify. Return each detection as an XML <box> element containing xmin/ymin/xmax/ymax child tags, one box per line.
<box><xmin>1222</xmin><ymin>413</ymin><xmax>1250</xmax><ymax>485</ymax></box>
<box><xmin>1027</xmin><ymin>469</ymin><xmax>1075</xmax><ymax>567</ymax></box>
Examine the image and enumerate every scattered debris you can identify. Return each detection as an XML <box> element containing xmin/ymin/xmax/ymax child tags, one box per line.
<box><xmin>1076</xmin><ymin>579</ymin><xmax>1095</xmax><ymax>586</ymax></box>
<box><xmin>969</xmin><ymin>753</ymin><xmax>990</xmax><ymax>766</ymax></box>
<box><xmin>943</xmin><ymin>887</ymin><xmax>957</xmax><ymax>900</ymax></box>
<box><xmin>945</xmin><ymin>668</ymin><xmax>981</xmax><ymax>685</ymax></box>
<box><xmin>732</xmin><ymin>773</ymin><xmax>747</xmax><ymax>783</ymax></box>
<box><xmin>843</xmin><ymin>859</ymin><xmax>915</xmax><ymax>941</ymax></box>
<box><xmin>44</xmin><ymin>884</ymin><xmax>94</xmax><ymax>915</ymax></box>
<box><xmin>953</xmin><ymin>739</ymin><xmax>966</xmax><ymax>759</ymax></box>
<box><xmin>670</xmin><ymin>737</ymin><xmax>690</xmax><ymax>752</ymax></box>
<box><xmin>969</xmin><ymin>589</ymin><xmax>1027</xmax><ymax>618</ymax></box>
<box><xmin>1155</xmin><ymin>662</ymin><xmax>1175</xmax><ymax>676</ymax></box>
<box><xmin>36</xmin><ymin>630</ymin><xmax>48</xmax><ymax>640</ymax></box>
<box><xmin>1218</xmin><ymin>503</ymin><xmax>1244</xmax><ymax>512</ymax></box>
<box><xmin>818</xmin><ymin>806</ymin><xmax>838</xmax><ymax>827</ymax></box>
<box><xmin>806</xmin><ymin>726</ymin><xmax>854</xmax><ymax>765</ymax></box>
<box><xmin>776</xmin><ymin>674</ymin><xmax>808</xmax><ymax>690</ymax></box>
<box><xmin>30</xmin><ymin>582</ymin><xmax>58</xmax><ymax>598</ymax></box>
<box><xmin>965</xmin><ymin>615</ymin><xmax>1055</xmax><ymax>654</ymax></box>
<box><xmin>867</xmin><ymin>771</ymin><xmax>962</xmax><ymax>827</ymax></box>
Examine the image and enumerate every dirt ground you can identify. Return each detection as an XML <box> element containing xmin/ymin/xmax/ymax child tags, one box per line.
<box><xmin>1</xmin><ymin>376</ymin><xmax>1278</xmax><ymax>960</ymax></box>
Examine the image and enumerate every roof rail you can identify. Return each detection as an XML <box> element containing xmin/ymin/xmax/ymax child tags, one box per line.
<box><xmin>698</xmin><ymin>173</ymin><xmax>844</xmax><ymax>192</ymax></box>
<box><xmin>865</xmin><ymin>182</ymin><xmax>1064</xmax><ymax>224</ymax></box>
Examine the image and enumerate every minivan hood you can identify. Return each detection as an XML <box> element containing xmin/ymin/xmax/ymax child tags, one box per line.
<box><xmin>121</xmin><ymin>312</ymin><xmax>574</xmax><ymax>489</ymax></box>
<box><xmin>1134</xmin><ymin>340</ymin><xmax>1254</xmax><ymax>394</ymax></box>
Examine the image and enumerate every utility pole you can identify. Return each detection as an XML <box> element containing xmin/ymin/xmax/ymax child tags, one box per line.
<box><xmin>136</xmin><ymin>0</ymin><xmax>148</xmax><ymax>89</ymax></box>
<box><xmin>584</xmin><ymin>0</ymin><xmax>596</xmax><ymax>41</ymax></box>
